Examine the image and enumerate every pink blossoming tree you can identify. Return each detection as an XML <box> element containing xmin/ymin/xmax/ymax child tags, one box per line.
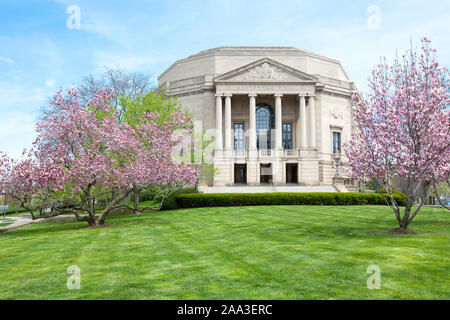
<box><xmin>345</xmin><ymin>38</ymin><xmax>450</xmax><ymax>233</ymax></box>
<box><xmin>1</xmin><ymin>88</ymin><xmax>197</xmax><ymax>227</ymax></box>
<box><xmin>0</xmin><ymin>150</ymin><xmax>64</xmax><ymax>219</ymax></box>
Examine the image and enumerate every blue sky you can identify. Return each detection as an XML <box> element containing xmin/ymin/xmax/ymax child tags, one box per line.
<box><xmin>0</xmin><ymin>0</ymin><xmax>449</xmax><ymax>158</ymax></box>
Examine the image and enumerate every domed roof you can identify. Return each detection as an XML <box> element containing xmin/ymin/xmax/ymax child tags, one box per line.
<box><xmin>158</xmin><ymin>46</ymin><xmax>350</xmax><ymax>84</ymax></box>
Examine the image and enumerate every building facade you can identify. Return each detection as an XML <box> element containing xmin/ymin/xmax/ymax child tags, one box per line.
<box><xmin>158</xmin><ymin>47</ymin><xmax>355</xmax><ymax>187</ymax></box>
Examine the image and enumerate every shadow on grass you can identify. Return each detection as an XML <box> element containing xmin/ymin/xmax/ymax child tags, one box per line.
<box><xmin>2</xmin><ymin>206</ymin><xmax>446</xmax><ymax>241</ymax></box>
<box><xmin>0</xmin><ymin>211</ymin><xmax>160</xmax><ymax>238</ymax></box>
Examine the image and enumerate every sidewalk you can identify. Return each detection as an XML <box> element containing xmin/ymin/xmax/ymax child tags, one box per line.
<box><xmin>0</xmin><ymin>216</ymin><xmax>33</xmax><ymax>233</ymax></box>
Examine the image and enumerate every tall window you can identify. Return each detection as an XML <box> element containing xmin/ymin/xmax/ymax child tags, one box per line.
<box><xmin>333</xmin><ymin>131</ymin><xmax>341</xmax><ymax>153</ymax></box>
<box><xmin>282</xmin><ymin>123</ymin><xmax>292</xmax><ymax>149</ymax></box>
<box><xmin>256</xmin><ymin>103</ymin><xmax>274</xmax><ymax>149</ymax></box>
<box><xmin>234</xmin><ymin>123</ymin><xmax>244</xmax><ymax>149</ymax></box>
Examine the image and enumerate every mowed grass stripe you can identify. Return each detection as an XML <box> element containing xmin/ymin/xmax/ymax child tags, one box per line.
<box><xmin>0</xmin><ymin>205</ymin><xmax>448</xmax><ymax>299</ymax></box>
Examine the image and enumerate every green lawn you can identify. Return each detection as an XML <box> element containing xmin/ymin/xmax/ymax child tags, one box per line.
<box><xmin>0</xmin><ymin>218</ymin><xmax>14</xmax><ymax>226</ymax></box>
<box><xmin>0</xmin><ymin>205</ymin><xmax>448</xmax><ymax>299</ymax></box>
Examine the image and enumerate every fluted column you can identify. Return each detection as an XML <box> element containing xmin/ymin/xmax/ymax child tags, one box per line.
<box><xmin>275</xmin><ymin>93</ymin><xmax>283</xmax><ymax>149</ymax></box>
<box><xmin>215</xmin><ymin>94</ymin><xmax>223</xmax><ymax>150</ymax></box>
<box><xmin>224</xmin><ymin>93</ymin><xmax>232</xmax><ymax>150</ymax></box>
<box><xmin>299</xmin><ymin>95</ymin><xmax>307</xmax><ymax>148</ymax></box>
<box><xmin>308</xmin><ymin>95</ymin><xmax>316</xmax><ymax>148</ymax></box>
<box><xmin>249</xmin><ymin>93</ymin><xmax>257</xmax><ymax>150</ymax></box>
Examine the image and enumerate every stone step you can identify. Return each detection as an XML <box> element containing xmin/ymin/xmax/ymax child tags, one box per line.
<box><xmin>205</xmin><ymin>185</ymin><xmax>338</xmax><ymax>193</ymax></box>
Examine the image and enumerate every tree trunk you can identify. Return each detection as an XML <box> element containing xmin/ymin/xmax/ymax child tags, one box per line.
<box><xmin>133</xmin><ymin>188</ymin><xmax>139</xmax><ymax>215</ymax></box>
<box><xmin>85</xmin><ymin>214</ymin><xmax>105</xmax><ymax>227</ymax></box>
<box><xmin>399</xmin><ymin>220</ymin><xmax>408</xmax><ymax>232</ymax></box>
<box><xmin>400</xmin><ymin>204</ymin><xmax>411</xmax><ymax>231</ymax></box>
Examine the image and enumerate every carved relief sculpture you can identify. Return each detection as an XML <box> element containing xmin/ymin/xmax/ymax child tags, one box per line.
<box><xmin>246</xmin><ymin>62</ymin><xmax>288</xmax><ymax>81</ymax></box>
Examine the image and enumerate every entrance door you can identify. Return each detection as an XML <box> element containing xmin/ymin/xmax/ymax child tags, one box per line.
<box><xmin>234</xmin><ymin>164</ymin><xmax>247</xmax><ymax>184</ymax></box>
<box><xmin>260</xmin><ymin>164</ymin><xmax>272</xmax><ymax>184</ymax></box>
<box><xmin>286</xmin><ymin>163</ymin><xmax>298</xmax><ymax>183</ymax></box>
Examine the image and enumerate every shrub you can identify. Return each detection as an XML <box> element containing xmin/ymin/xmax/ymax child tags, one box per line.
<box><xmin>159</xmin><ymin>188</ymin><xmax>197</xmax><ymax>211</ymax></box>
<box><xmin>175</xmin><ymin>192</ymin><xmax>406</xmax><ymax>209</ymax></box>
<box><xmin>131</xmin><ymin>186</ymin><xmax>163</xmax><ymax>202</ymax></box>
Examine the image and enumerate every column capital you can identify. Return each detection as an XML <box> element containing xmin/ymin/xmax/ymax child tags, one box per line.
<box><xmin>274</xmin><ymin>93</ymin><xmax>283</xmax><ymax>97</ymax></box>
<box><xmin>224</xmin><ymin>93</ymin><xmax>233</xmax><ymax>97</ymax></box>
<box><xmin>298</xmin><ymin>93</ymin><xmax>307</xmax><ymax>98</ymax></box>
<box><xmin>215</xmin><ymin>93</ymin><xmax>223</xmax><ymax>97</ymax></box>
<box><xmin>248</xmin><ymin>93</ymin><xmax>257</xmax><ymax>97</ymax></box>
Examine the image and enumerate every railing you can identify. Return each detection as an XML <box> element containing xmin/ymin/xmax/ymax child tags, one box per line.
<box><xmin>231</xmin><ymin>149</ymin><xmax>301</xmax><ymax>158</ymax></box>
<box><xmin>234</xmin><ymin>149</ymin><xmax>247</xmax><ymax>157</ymax></box>
<box><xmin>284</xmin><ymin>149</ymin><xmax>297</xmax><ymax>157</ymax></box>
<box><xmin>259</xmin><ymin>149</ymin><xmax>272</xmax><ymax>157</ymax></box>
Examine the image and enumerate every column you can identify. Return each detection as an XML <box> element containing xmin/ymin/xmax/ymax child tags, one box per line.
<box><xmin>308</xmin><ymin>95</ymin><xmax>316</xmax><ymax>148</ymax></box>
<box><xmin>247</xmin><ymin>93</ymin><xmax>258</xmax><ymax>186</ymax></box>
<box><xmin>296</xmin><ymin>100</ymin><xmax>301</xmax><ymax>149</ymax></box>
<box><xmin>248</xmin><ymin>93</ymin><xmax>257</xmax><ymax>150</ymax></box>
<box><xmin>224</xmin><ymin>93</ymin><xmax>232</xmax><ymax>150</ymax></box>
<box><xmin>274</xmin><ymin>93</ymin><xmax>283</xmax><ymax>185</ymax></box>
<box><xmin>299</xmin><ymin>95</ymin><xmax>307</xmax><ymax>148</ymax></box>
<box><xmin>215</xmin><ymin>94</ymin><xmax>223</xmax><ymax>149</ymax></box>
<box><xmin>274</xmin><ymin>94</ymin><xmax>283</xmax><ymax>150</ymax></box>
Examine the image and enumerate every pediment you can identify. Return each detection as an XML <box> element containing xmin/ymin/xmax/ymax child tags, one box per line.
<box><xmin>214</xmin><ymin>58</ymin><xmax>318</xmax><ymax>83</ymax></box>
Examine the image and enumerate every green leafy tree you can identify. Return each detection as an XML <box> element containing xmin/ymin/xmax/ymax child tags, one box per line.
<box><xmin>120</xmin><ymin>90</ymin><xmax>184</xmax><ymax>127</ymax></box>
<box><xmin>191</xmin><ymin>129</ymin><xmax>217</xmax><ymax>188</ymax></box>
<box><xmin>118</xmin><ymin>89</ymin><xmax>193</xmax><ymax>213</ymax></box>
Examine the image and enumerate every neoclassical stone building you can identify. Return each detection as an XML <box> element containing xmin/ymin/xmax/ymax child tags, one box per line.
<box><xmin>158</xmin><ymin>47</ymin><xmax>355</xmax><ymax>187</ymax></box>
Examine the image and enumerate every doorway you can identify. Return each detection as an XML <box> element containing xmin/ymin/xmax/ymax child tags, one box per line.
<box><xmin>286</xmin><ymin>163</ymin><xmax>298</xmax><ymax>183</ymax></box>
<box><xmin>234</xmin><ymin>164</ymin><xmax>247</xmax><ymax>184</ymax></box>
<box><xmin>260</xmin><ymin>163</ymin><xmax>272</xmax><ymax>184</ymax></box>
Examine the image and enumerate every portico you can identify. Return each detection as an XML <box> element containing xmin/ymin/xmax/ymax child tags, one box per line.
<box><xmin>158</xmin><ymin>46</ymin><xmax>355</xmax><ymax>188</ymax></box>
<box><xmin>213</xmin><ymin>92</ymin><xmax>319</xmax><ymax>186</ymax></box>
<box><xmin>214</xmin><ymin>92</ymin><xmax>317</xmax><ymax>154</ymax></box>
<box><xmin>212</xmin><ymin>58</ymin><xmax>321</xmax><ymax>186</ymax></box>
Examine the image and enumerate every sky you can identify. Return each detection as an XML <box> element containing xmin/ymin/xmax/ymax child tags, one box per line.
<box><xmin>0</xmin><ymin>0</ymin><xmax>449</xmax><ymax>158</ymax></box>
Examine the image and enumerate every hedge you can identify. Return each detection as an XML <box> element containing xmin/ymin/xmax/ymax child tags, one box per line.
<box><xmin>159</xmin><ymin>188</ymin><xmax>197</xmax><ymax>211</ymax></box>
<box><xmin>175</xmin><ymin>192</ymin><xmax>406</xmax><ymax>209</ymax></box>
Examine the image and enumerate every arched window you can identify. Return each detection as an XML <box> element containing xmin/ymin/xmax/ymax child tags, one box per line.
<box><xmin>256</xmin><ymin>103</ymin><xmax>274</xmax><ymax>149</ymax></box>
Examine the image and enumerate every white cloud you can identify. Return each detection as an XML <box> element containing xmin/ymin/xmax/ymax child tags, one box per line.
<box><xmin>45</xmin><ymin>79</ymin><xmax>55</xmax><ymax>88</ymax></box>
<box><xmin>0</xmin><ymin>56</ymin><xmax>13</xmax><ymax>63</ymax></box>
<box><xmin>0</xmin><ymin>83</ymin><xmax>49</xmax><ymax>158</ymax></box>
<box><xmin>0</xmin><ymin>112</ymin><xmax>37</xmax><ymax>160</ymax></box>
<box><xmin>0</xmin><ymin>85</ymin><xmax>47</xmax><ymax>110</ymax></box>
<box><xmin>92</xmin><ymin>51</ymin><xmax>164</xmax><ymax>73</ymax></box>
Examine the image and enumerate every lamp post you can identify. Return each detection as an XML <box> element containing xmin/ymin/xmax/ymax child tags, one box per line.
<box><xmin>333</xmin><ymin>151</ymin><xmax>341</xmax><ymax>178</ymax></box>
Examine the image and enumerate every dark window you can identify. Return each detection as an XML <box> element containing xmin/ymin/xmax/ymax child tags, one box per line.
<box><xmin>234</xmin><ymin>164</ymin><xmax>247</xmax><ymax>184</ymax></box>
<box><xmin>256</xmin><ymin>103</ymin><xmax>274</xmax><ymax>149</ymax></box>
<box><xmin>282</xmin><ymin>123</ymin><xmax>292</xmax><ymax>149</ymax></box>
<box><xmin>260</xmin><ymin>163</ymin><xmax>272</xmax><ymax>183</ymax></box>
<box><xmin>333</xmin><ymin>131</ymin><xmax>341</xmax><ymax>153</ymax></box>
<box><xmin>234</xmin><ymin>123</ymin><xmax>244</xmax><ymax>150</ymax></box>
